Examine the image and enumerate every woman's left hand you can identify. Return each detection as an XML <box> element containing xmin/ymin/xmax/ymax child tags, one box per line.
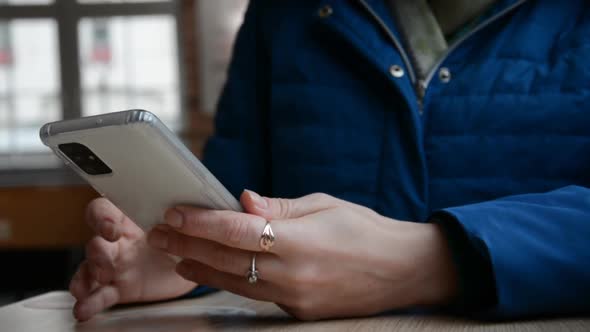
<box><xmin>147</xmin><ymin>191</ymin><xmax>458</xmax><ymax>320</ymax></box>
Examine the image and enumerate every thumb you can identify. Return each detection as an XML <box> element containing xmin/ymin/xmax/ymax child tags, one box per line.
<box><xmin>240</xmin><ymin>190</ymin><xmax>337</xmax><ymax>220</ymax></box>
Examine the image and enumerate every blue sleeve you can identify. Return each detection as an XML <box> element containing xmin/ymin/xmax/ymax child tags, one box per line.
<box><xmin>201</xmin><ymin>0</ymin><xmax>271</xmax><ymax>198</ymax></box>
<box><xmin>438</xmin><ymin>185</ymin><xmax>590</xmax><ymax>318</ymax></box>
<box><xmin>433</xmin><ymin>214</ymin><xmax>496</xmax><ymax>311</ymax></box>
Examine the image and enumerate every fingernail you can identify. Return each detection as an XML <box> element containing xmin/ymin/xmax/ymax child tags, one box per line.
<box><xmin>245</xmin><ymin>189</ymin><xmax>267</xmax><ymax>210</ymax></box>
<box><xmin>148</xmin><ymin>229</ymin><xmax>169</xmax><ymax>249</ymax></box>
<box><xmin>165</xmin><ymin>208</ymin><xmax>184</xmax><ymax>228</ymax></box>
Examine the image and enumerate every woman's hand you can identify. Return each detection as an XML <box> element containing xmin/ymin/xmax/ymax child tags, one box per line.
<box><xmin>147</xmin><ymin>191</ymin><xmax>458</xmax><ymax>320</ymax></box>
<box><xmin>69</xmin><ymin>198</ymin><xmax>197</xmax><ymax>321</ymax></box>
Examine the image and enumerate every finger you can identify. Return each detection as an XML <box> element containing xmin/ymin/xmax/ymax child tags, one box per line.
<box><xmin>242</xmin><ymin>191</ymin><xmax>380</xmax><ymax>221</ymax></box>
<box><xmin>74</xmin><ymin>285</ymin><xmax>120</xmax><ymax>322</ymax></box>
<box><xmin>69</xmin><ymin>261</ymin><xmax>100</xmax><ymax>301</ymax></box>
<box><xmin>164</xmin><ymin>207</ymin><xmax>282</xmax><ymax>253</ymax></box>
<box><xmin>85</xmin><ymin>236</ymin><xmax>118</xmax><ymax>285</ymax></box>
<box><xmin>148</xmin><ymin>225</ymin><xmax>285</xmax><ymax>280</ymax></box>
<box><xmin>86</xmin><ymin>198</ymin><xmax>141</xmax><ymax>242</ymax></box>
<box><xmin>176</xmin><ymin>259</ymin><xmax>285</xmax><ymax>304</ymax></box>
<box><xmin>241</xmin><ymin>191</ymin><xmax>334</xmax><ymax>220</ymax></box>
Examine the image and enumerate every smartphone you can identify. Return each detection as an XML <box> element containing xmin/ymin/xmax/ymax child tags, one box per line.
<box><xmin>40</xmin><ymin>109</ymin><xmax>241</xmax><ymax>232</ymax></box>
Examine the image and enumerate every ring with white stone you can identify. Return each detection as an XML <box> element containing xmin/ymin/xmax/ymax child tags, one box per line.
<box><xmin>246</xmin><ymin>253</ymin><xmax>259</xmax><ymax>284</ymax></box>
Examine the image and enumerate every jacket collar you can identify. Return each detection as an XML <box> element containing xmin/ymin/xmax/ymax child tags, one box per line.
<box><xmin>316</xmin><ymin>0</ymin><xmax>528</xmax><ymax>83</ymax></box>
<box><xmin>350</xmin><ymin>0</ymin><xmax>528</xmax><ymax>47</ymax></box>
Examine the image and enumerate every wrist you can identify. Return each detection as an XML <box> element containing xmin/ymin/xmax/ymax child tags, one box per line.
<box><xmin>376</xmin><ymin>219</ymin><xmax>458</xmax><ymax>311</ymax></box>
<box><xmin>404</xmin><ymin>223</ymin><xmax>459</xmax><ymax>307</ymax></box>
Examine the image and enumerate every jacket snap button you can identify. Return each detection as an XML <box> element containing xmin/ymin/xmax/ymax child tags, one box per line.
<box><xmin>390</xmin><ymin>65</ymin><xmax>405</xmax><ymax>78</ymax></box>
<box><xmin>318</xmin><ymin>5</ymin><xmax>333</xmax><ymax>18</ymax></box>
<box><xmin>439</xmin><ymin>67</ymin><xmax>451</xmax><ymax>83</ymax></box>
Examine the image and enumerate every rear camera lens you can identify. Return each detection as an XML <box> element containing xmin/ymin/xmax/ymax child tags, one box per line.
<box><xmin>58</xmin><ymin>143</ymin><xmax>112</xmax><ymax>175</ymax></box>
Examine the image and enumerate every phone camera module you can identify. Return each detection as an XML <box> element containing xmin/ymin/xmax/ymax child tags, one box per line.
<box><xmin>58</xmin><ymin>143</ymin><xmax>112</xmax><ymax>175</ymax></box>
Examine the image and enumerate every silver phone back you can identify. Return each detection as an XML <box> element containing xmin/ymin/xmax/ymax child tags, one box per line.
<box><xmin>40</xmin><ymin>110</ymin><xmax>241</xmax><ymax>231</ymax></box>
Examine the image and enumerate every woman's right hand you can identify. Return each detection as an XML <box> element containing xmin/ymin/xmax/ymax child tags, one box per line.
<box><xmin>69</xmin><ymin>198</ymin><xmax>197</xmax><ymax>321</ymax></box>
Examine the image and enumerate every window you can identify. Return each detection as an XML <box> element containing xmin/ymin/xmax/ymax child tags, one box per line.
<box><xmin>0</xmin><ymin>0</ymin><xmax>182</xmax><ymax>168</ymax></box>
<box><xmin>0</xmin><ymin>19</ymin><xmax>60</xmax><ymax>154</ymax></box>
<box><xmin>3</xmin><ymin>0</ymin><xmax>53</xmax><ymax>4</ymax></box>
<box><xmin>79</xmin><ymin>16</ymin><xmax>180</xmax><ymax>126</ymax></box>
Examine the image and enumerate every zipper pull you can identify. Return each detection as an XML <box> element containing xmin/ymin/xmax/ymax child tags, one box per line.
<box><xmin>416</xmin><ymin>79</ymin><xmax>426</xmax><ymax>115</ymax></box>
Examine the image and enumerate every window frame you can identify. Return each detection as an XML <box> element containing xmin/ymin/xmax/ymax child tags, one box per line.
<box><xmin>0</xmin><ymin>0</ymin><xmax>187</xmax><ymax>185</ymax></box>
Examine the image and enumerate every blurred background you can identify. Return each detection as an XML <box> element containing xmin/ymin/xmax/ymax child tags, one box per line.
<box><xmin>0</xmin><ymin>0</ymin><xmax>248</xmax><ymax>305</ymax></box>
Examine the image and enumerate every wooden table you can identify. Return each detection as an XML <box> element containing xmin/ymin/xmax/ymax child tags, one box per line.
<box><xmin>1</xmin><ymin>291</ymin><xmax>588</xmax><ymax>331</ymax></box>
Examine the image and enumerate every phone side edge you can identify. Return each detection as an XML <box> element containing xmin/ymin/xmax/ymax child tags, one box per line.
<box><xmin>137</xmin><ymin>115</ymin><xmax>242</xmax><ymax>212</ymax></box>
<box><xmin>39</xmin><ymin>110</ymin><xmax>154</xmax><ymax>146</ymax></box>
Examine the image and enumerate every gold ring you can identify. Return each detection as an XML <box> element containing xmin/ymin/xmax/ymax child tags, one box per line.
<box><xmin>259</xmin><ymin>222</ymin><xmax>275</xmax><ymax>252</ymax></box>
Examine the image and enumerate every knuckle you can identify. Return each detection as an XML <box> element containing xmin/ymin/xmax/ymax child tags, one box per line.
<box><xmin>85</xmin><ymin>238</ymin><xmax>103</xmax><ymax>258</ymax></box>
<box><xmin>85</xmin><ymin>199</ymin><xmax>103</xmax><ymax>228</ymax></box>
<box><xmin>276</xmin><ymin>198</ymin><xmax>292</xmax><ymax>218</ymax></box>
<box><xmin>225</xmin><ymin>216</ymin><xmax>250</xmax><ymax>245</ymax></box>
<box><xmin>309</xmin><ymin>192</ymin><xmax>328</xmax><ymax>200</ymax></box>
<box><xmin>85</xmin><ymin>198</ymin><xmax>124</xmax><ymax>236</ymax></box>
<box><xmin>183</xmin><ymin>211</ymin><xmax>207</xmax><ymax>234</ymax></box>
<box><xmin>309</xmin><ymin>193</ymin><xmax>332</xmax><ymax>205</ymax></box>
<box><xmin>85</xmin><ymin>241</ymin><xmax>117</xmax><ymax>272</ymax></box>
<box><xmin>85</xmin><ymin>198</ymin><xmax>104</xmax><ymax>214</ymax></box>
<box><xmin>85</xmin><ymin>198</ymin><xmax>111</xmax><ymax>221</ymax></box>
